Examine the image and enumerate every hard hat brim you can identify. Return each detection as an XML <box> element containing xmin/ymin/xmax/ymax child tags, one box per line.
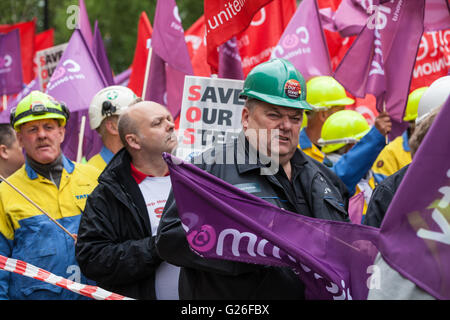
<box><xmin>240</xmin><ymin>90</ymin><xmax>313</xmax><ymax>111</ymax></box>
<box><xmin>14</xmin><ymin>113</ymin><xmax>67</xmax><ymax>131</ymax></box>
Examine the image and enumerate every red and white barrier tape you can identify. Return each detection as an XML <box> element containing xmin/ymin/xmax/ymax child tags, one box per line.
<box><xmin>0</xmin><ymin>254</ymin><xmax>134</xmax><ymax>300</ymax></box>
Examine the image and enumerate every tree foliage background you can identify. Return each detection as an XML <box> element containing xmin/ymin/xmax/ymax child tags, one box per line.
<box><xmin>0</xmin><ymin>0</ymin><xmax>203</xmax><ymax>74</ymax></box>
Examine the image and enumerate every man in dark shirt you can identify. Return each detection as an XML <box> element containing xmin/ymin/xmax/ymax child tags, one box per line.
<box><xmin>156</xmin><ymin>58</ymin><xmax>350</xmax><ymax>300</ymax></box>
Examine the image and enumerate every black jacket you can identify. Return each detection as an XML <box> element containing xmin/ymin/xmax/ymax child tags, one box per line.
<box><xmin>364</xmin><ymin>164</ymin><xmax>409</xmax><ymax>228</ymax></box>
<box><xmin>156</xmin><ymin>136</ymin><xmax>350</xmax><ymax>299</ymax></box>
<box><xmin>75</xmin><ymin>149</ymin><xmax>163</xmax><ymax>300</ymax></box>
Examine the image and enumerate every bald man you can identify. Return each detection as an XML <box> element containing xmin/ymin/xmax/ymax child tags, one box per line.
<box><xmin>75</xmin><ymin>101</ymin><xmax>179</xmax><ymax>300</ymax></box>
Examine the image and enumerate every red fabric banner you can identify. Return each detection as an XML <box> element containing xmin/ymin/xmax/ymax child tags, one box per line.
<box><xmin>127</xmin><ymin>12</ymin><xmax>153</xmax><ymax>97</ymax></box>
<box><xmin>204</xmin><ymin>0</ymin><xmax>273</xmax><ymax>72</ymax></box>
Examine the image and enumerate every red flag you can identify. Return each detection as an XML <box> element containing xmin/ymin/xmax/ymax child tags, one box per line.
<box><xmin>0</xmin><ymin>19</ymin><xmax>36</xmax><ymax>84</ymax></box>
<box><xmin>34</xmin><ymin>29</ymin><xmax>54</xmax><ymax>51</ymax></box>
<box><xmin>204</xmin><ymin>0</ymin><xmax>273</xmax><ymax>72</ymax></box>
<box><xmin>185</xmin><ymin>16</ymin><xmax>211</xmax><ymax>77</ymax></box>
<box><xmin>127</xmin><ymin>12</ymin><xmax>153</xmax><ymax>97</ymax></box>
<box><xmin>237</xmin><ymin>0</ymin><xmax>296</xmax><ymax>77</ymax></box>
<box><xmin>410</xmin><ymin>30</ymin><xmax>450</xmax><ymax>91</ymax></box>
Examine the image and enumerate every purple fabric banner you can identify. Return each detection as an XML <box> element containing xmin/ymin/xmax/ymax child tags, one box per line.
<box><xmin>93</xmin><ymin>21</ymin><xmax>114</xmax><ymax>86</ymax></box>
<box><xmin>114</xmin><ymin>68</ymin><xmax>131</xmax><ymax>86</ymax></box>
<box><xmin>0</xmin><ymin>29</ymin><xmax>23</xmax><ymax>95</ymax></box>
<box><xmin>45</xmin><ymin>29</ymin><xmax>106</xmax><ymax>161</ymax></box>
<box><xmin>0</xmin><ymin>77</ymin><xmax>39</xmax><ymax>123</ymax></box>
<box><xmin>424</xmin><ymin>0</ymin><xmax>450</xmax><ymax>31</ymax></box>
<box><xmin>77</xmin><ymin>0</ymin><xmax>93</xmax><ymax>47</ymax></box>
<box><xmin>334</xmin><ymin>0</ymin><xmax>425</xmax><ymax>140</ymax></box>
<box><xmin>218</xmin><ymin>37</ymin><xmax>244</xmax><ymax>80</ymax></box>
<box><xmin>379</xmin><ymin>95</ymin><xmax>450</xmax><ymax>300</ymax></box>
<box><xmin>145</xmin><ymin>0</ymin><xmax>193</xmax><ymax>118</ymax></box>
<box><xmin>270</xmin><ymin>0</ymin><xmax>332</xmax><ymax>81</ymax></box>
<box><xmin>46</xmin><ymin>29</ymin><xmax>107</xmax><ymax>112</ymax></box>
<box><xmin>163</xmin><ymin>153</ymin><xmax>380</xmax><ymax>300</ymax></box>
<box><xmin>61</xmin><ymin>109</ymin><xmax>102</xmax><ymax>161</ymax></box>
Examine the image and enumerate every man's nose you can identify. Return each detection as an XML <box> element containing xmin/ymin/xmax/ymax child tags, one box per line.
<box><xmin>279</xmin><ymin>116</ymin><xmax>292</xmax><ymax>130</ymax></box>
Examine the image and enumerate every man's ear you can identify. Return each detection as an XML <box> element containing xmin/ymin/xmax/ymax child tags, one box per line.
<box><xmin>125</xmin><ymin>133</ymin><xmax>140</xmax><ymax>150</ymax></box>
<box><xmin>105</xmin><ymin>118</ymin><xmax>119</xmax><ymax>135</ymax></box>
<box><xmin>241</xmin><ymin>107</ymin><xmax>250</xmax><ymax>131</ymax></box>
<box><xmin>0</xmin><ymin>145</ymin><xmax>7</xmax><ymax>160</ymax></box>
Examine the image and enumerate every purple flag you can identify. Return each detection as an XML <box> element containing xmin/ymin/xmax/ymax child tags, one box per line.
<box><xmin>61</xmin><ymin>109</ymin><xmax>102</xmax><ymax>161</ymax></box>
<box><xmin>45</xmin><ymin>29</ymin><xmax>106</xmax><ymax>161</ymax></box>
<box><xmin>77</xmin><ymin>0</ymin><xmax>93</xmax><ymax>47</ymax></box>
<box><xmin>218</xmin><ymin>37</ymin><xmax>244</xmax><ymax>80</ymax></box>
<box><xmin>145</xmin><ymin>0</ymin><xmax>193</xmax><ymax>118</ymax></box>
<box><xmin>334</xmin><ymin>0</ymin><xmax>425</xmax><ymax>140</ymax></box>
<box><xmin>163</xmin><ymin>153</ymin><xmax>380</xmax><ymax>300</ymax></box>
<box><xmin>114</xmin><ymin>68</ymin><xmax>131</xmax><ymax>86</ymax></box>
<box><xmin>46</xmin><ymin>29</ymin><xmax>107</xmax><ymax>112</ymax></box>
<box><xmin>379</xmin><ymin>95</ymin><xmax>450</xmax><ymax>300</ymax></box>
<box><xmin>328</xmin><ymin>0</ymin><xmax>450</xmax><ymax>37</ymax></box>
<box><xmin>93</xmin><ymin>21</ymin><xmax>114</xmax><ymax>86</ymax></box>
<box><xmin>424</xmin><ymin>0</ymin><xmax>450</xmax><ymax>31</ymax></box>
<box><xmin>270</xmin><ymin>0</ymin><xmax>332</xmax><ymax>81</ymax></box>
<box><xmin>0</xmin><ymin>77</ymin><xmax>39</xmax><ymax>124</ymax></box>
<box><xmin>349</xmin><ymin>192</ymin><xmax>364</xmax><ymax>224</ymax></box>
<box><xmin>0</xmin><ymin>29</ymin><xmax>23</xmax><ymax>95</ymax></box>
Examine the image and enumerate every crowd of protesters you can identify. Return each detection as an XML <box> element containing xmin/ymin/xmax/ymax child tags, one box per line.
<box><xmin>0</xmin><ymin>57</ymin><xmax>448</xmax><ymax>300</ymax></box>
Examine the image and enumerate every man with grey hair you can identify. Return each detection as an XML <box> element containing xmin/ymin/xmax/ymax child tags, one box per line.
<box><xmin>76</xmin><ymin>101</ymin><xmax>179</xmax><ymax>300</ymax></box>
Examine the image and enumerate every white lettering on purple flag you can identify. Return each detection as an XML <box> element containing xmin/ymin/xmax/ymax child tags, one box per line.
<box><xmin>417</xmin><ymin>168</ymin><xmax>450</xmax><ymax>245</ymax></box>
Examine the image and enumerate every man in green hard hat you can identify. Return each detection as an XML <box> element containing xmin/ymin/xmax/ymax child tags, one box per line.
<box><xmin>156</xmin><ymin>58</ymin><xmax>351</xmax><ymax>300</ymax></box>
<box><xmin>0</xmin><ymin>91</ymin><xmax>100</xmax><ymax>300</ymax></box>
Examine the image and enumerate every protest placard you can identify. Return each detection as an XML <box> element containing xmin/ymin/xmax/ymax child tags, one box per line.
<box><xmin>176</xmin><ymin>76</ymin><xmax>245</xmax><ymax>160</ymax></box>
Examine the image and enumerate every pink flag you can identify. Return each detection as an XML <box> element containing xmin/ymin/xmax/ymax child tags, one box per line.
<box><xmin>77</xmin><ymin>0</ymin><xmax>93</xmax><ymax>47</ymax></box>
<box><xmin>270</xmin><ymin>0</ymin><xmax>332</xmax><ymax>81</ymax></box>
<box><xmin>348</xmin><ymin>192</ymin><xmax>364</xmax><ymax>224</ymax></box>
<box><xmin>218</xmin><ymin>37</ymin><xmax>244</xmax><ymax>80</ymax></box>
<box><xmin>144</xmin><ymin>0</ymin><xmax>193</xmax><ymax>118</ymax></box>
<box><xmin>334</xmin><ymin>0</ymin><xmax>426</xmax><ymax>140</ymax></box>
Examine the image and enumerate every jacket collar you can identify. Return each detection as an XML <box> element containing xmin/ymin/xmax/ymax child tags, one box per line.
<box><xmin>25</xmin><ymin>154</ymin><xmax>74</xmax><ymax>180</ymax></box>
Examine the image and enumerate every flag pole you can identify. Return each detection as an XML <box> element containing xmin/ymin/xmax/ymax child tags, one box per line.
<box><xmin>383</xmin><ymin>101</ymin><xmax>388</xmax><ymax>145</ymax></box>
<box><xmin>2</xmin><ymin>94</ymin><xmax>6</xmax><ymax>112</ymax></box>
<box><xmin>141</xmin><ymin>38</ymin><xmax>152</xmax><ymax>99</ymax></box>
<box><xmin>76</xmin><ymin>115</ymin><xmax>86</xmax><ymax>163</ymax></box>
<box><xmin>0</xmin><ymin>174</ymin><xmax>77</xmax><ymax>242</ymax></box>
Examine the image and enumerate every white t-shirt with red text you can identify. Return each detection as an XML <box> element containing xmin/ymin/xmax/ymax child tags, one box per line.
<box><xmin>131</xmin><ymin>164</ymin><xmax>180</xmax><ymax>300</ymax></box>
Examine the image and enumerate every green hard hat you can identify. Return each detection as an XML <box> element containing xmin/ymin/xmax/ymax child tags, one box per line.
<box><xmin>318</xmin><ymin>110</ymin><xmax>370</xmax><ymax>154</ymax></box>
<box><xmin>11</xmin><ymin>90</ymin><xmax>69</xmax><ymax>131</ymax></box>
<box><xmin>240</xmin><ymin>58</ymin><xmax>312</xmax><ymax>110</ymax></box>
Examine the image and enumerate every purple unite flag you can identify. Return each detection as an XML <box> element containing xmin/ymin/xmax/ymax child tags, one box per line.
<box><xmin>270</xmin><ymin>0</ymin><xmax>332</xmax><ymax>81</ymax></box>
<box><xmin>0</xmin><ymin>29</ymin><xmax>23</xmax><ymax>96</ymax></box>
<box><xmin>45</xmin><ymin>29</ymin><xmax>107</xmax><ymax>161</ymax></box>
<box><xmin>334</xmin><ymin>0</ymin><xmax>428</xmax><ymax>140</ymax></box>
<box><xmin>145</xmin><ymin>0</ymin><xmax>193</xmax><ymax>118</ymax></box>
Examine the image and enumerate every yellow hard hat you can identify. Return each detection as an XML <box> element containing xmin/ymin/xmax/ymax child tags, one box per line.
<box><xmin>403</xmin><ymin>87</ymin><xmax>428</xmax><ymax>122</ymax></box>
<box><xmin>306</xmin><ymin>76</ymin><xmax>355</xmax><ymax>111</ymax></box>
<box><xmin>10</xmin><ymin>91</ymin><xmax>70</xmax><ymax>131</ymax></box>
<box><xmin>318</xmin><ymin>110</ymin><xmax>370</xmax><ymax>154</ymax></box>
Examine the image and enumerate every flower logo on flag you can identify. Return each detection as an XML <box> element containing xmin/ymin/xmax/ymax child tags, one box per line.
<box><xmin>50</xmin><ymin>59</ymin><xmax>81</xmax><ymax>81</ymax></box>
<box><xmin>0</xmin><ymin>55</ymin><xmax>12</xmax><ymax>69</ymax></box>
<box><xmin>187</xmin><ymin>224</ymin><xmax>217</xmax><ymax>253</ymax></box>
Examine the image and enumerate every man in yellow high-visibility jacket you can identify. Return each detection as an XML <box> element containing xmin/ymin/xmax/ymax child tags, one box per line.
<box><xmin>0</xmin><ymin>91</ymin><xmax>100</xmax><ymax>300</ymax></box>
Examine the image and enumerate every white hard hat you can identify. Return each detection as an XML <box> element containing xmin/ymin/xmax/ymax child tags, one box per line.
<box><xmin>416</xmin><ymin>76</ymin><xmax>450</xmax><ymax>125</ymax></box>
<box><xmin>89</xmin><ymin>85</ymin><xmax>137</xmax><ymax>129</ymax></box>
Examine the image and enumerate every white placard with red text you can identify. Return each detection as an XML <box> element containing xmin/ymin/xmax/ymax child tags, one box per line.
<box><xmin>176</xmin><ymin>76</ymin><xmax>245</xmax><ymax>160</ymax></box>
<box><xmin>36</xmin><ymin>43</ymin><xmax>68</xmax><ymax>92</ymax></box>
